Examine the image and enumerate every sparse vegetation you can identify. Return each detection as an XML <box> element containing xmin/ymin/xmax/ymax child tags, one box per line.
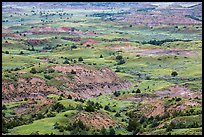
<box><xmin>2</xmin><ymin>2</ymin><xmax>202</xmax><ymax>135</ymax></box>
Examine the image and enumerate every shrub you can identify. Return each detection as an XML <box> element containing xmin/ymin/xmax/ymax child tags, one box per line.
<box><xmin>175</xmin><ymin>97</ymin><xmax>182</xmax><ymax>102</ymax></box>
<box><xmin>117</xmin><ymin>59</ymin><xmax>126</xmax><ymax>65</ymax></box>
<box><xmin>78</xmin><ymin>57</ymin><xmax>83</xmax><ymax>62</ymax></box>
<box><xmin>19</xmin><ymin>51</ymin><xmax>24</xmax><ymax>55</ymax></box>
<box><xmin>71</xmin><ymin>45</ymin><xmax>77</xmax><ymax>49</ymax></box>
<box><xmin>151</xmin><ymin>119</ymin><xmax>159</xmax><ymax>128</ymax></box>
<box><xmin>30</xmin><ymin>68</ymin><xmax>37</xmax><ymax>74</ymax></box>
<box><xmin>166</xmin><ymin>125</ymin><xmax>172</xmax><ymax>132</ymax></box>
<box><xmin>100</xmin><ymin>54</ymin><xmax>103</xmax><ymax>58</ymax></box>
<box><xmin>52</xmin><ymin>102</ymin><xmax>65</xmax><ymax>112</ymax></box>
<box><xmin>136</xmin><ymin>89</ymin><xmax>141</xmax><ymax>93</ymax></box>
<box><xmin>171</xmin><ymin>71</ymin><xmax>178</xmax><ymax>77</ymax></box>
<box><xmin>109</xmin><ymin>128</ymin><xmax>115</xmax><ymax>135</ymax></box>
<box><xmin>71</xmin><ymin>69</ymin><xmax>76</xmax><ymax>74</ymax></box>
<box><xmin>63</xmin><ymin>59</ymin><xmax>70</xmax><ymax>64</ymax></box>
<box><xmin>101</xmin><ymin>127</ymin><xmax>108</xmax><ymax>135</ymax></box>
<box><xmin>73</xmin><ymin>120</ymin><xmax>86</xmax><ymax>130</ymax></box>
<box><xmin>47</xmin><ymin>68</ymin><xmax>55</xmax><ymax>73</ymax></box>
<box><xmin>115</xmin><ymin>112</ymin><xmax>121</xmax><ymax>117</ymax></box>
<box><xmin>53</xmin><ymin>122</ymin><xmax>60</xmax><ymax>129</ymax></box>
<box><xmin>127</xmin><ymin>118</ymin><xmax>141</xmax><ymax>133</ymax></box>
<box><xmin>85</xmin><ymin>104</ymin><xmax>95</xmax><ymax>112</ymax></box>
<box><xmin>67</xmin><ymin>95</ymin><xmax>72</xmax><ymax>99</ymax></box>
<box><xmin>14</xmin><ymin>67</ymin><xmax>20</xmax><ymax>71</ymax></box>
<box><xmin>2</xmin><ymin>105</ymin><xmax>7</xmax><ymax>110</ymax></box>
<box><xmin>44</xmin><ymin>75</ymin><xmax>53</xmax><ymax>80</ymax></box>
<box><xmin>5</xmin><ymin>51</ymin><xmax>9</xmax><ymax>54</ymax></box>
<box><xmin>47</xmin><ymin>113</ymin><xmax>56</xmax><ymax>117</ymax></box>
<box><xmin>139</xmin><ymin>115</ymin><xmax>147</xmax><ymax>124</ymax></box>
<box><xmin>115</xmin><ymin>67</ymin><xmax>120</xmax><ymax>72</ymax></box>
<box><xmin>146</xmin><ymin>76</ymin><xmax>151</xmax><ymax>80</ymax></box>
<box><xmin>113</xmin><ymin>91</ymin><xmax>120</xmax><ymax>97</ymax></box>
<box><xmin>115</xmin><ymin>55</ymin><xmax>123</xmax><ymax>60</ymax></box>
<box><xmin>104</xmin><ymin>105</ymin><xmax>110</xmax><ymax>111</ymax></box>
<box><xmin>35</xmin><ymin>113</ymin><xmax>45</xmax><ymax>120</ymax></box>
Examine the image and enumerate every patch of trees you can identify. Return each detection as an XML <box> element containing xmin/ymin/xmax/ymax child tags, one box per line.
<box><xmin>113</xmin><ymin>91</ymin><xmax>121</xmax><ymax>97</ymax></box>
<box><xmin>171</xmin><ymin>109</ymin><xmax>202</xmax><ymax>117</ymax></box>
<box><xmin>165</xmin><ymin>121</ymin><xmax>201</xmax><ymax>131</ymax></box>
<box><xmin>142</xmin><ymin>39</ymin><xmax>191</xmax><ymax>46</ymax></box>
<box><xmin>28</xmin><ymin>45</ymin><xmax>35</xmax><ymax>51</ymax></box>
<box><xmin>42</xmin><ymin>45</ymin><xmax>53</xmax><ymax>50</ymax></box>
<box><xmin>2</xmin><ymin>115</ymin><xmax>33</xmax><ymax>133</ymax></box>
<box><xmin>85</xmin><ymin>100</ymin><xmax>103</xmax><ymax>112</ymax></box>
<box><xmin>47</xmin><ymin>112</ymin><xmax>56</xmax><ymax>117</ymax></box>
<box><xmin>71</xmin><ymin>45</ymin><xmax>77</xmax><ymax>49</ymax></box>
<box><xmin>53</xmin><ymin>119</ymin><xmax>89</xmax><ymax>135</ymax></box>
<box><xmin>31</xmin><ymin>113</ymin><xmax>45</xmax><ymax>120</ymax></box>
<box><xmin>127</xmin><ymin>117</ymin><xmax>141</xmax><ymax>134</ymax></box>
<box><xmin>44</xmin><ymin>74</ymin><xmax>53</xmax><ymax>80</ymax></box>
<box><xmin>115</xmin><ymin>112</ymin><xmax>121</xmax><ymax>117</ymax></box>
<box><xmin>99</xmin><ymin>126</ymin><xmax>116</xmax><ymax>135</ymax></box>
<box><xmin>51</xmin><ymin>102</ymin><xmax>66</xmax><ymax>113</ymax></box>
<box><xmin>74</xmin><ymin>98</ymin><xmax>85</xmax><ymax>103</ymax></box>
<box><xmin>132</xmin><ymin>89</ymin><xmax>141</xmax><ymax>93</ymax></box>
<box><xmin>115</xmin><ymin>66</ymin><xmax>121</xmax><ymax>72</ymax></box>
<box><xmin>104</xmin><ymin>105</ymin><xmax>111</xmax><ymax>111</ymax></box>
<box><xmin>115</xmin><ymin>55</ymin><xmax>126</xmax><ymax>65</ymax></box>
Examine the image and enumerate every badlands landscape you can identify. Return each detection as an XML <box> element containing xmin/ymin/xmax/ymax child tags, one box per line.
<box><xmin>2</xmin><ymin>2</ymin><xmax>202</xmax><ymax>135</ymax></box>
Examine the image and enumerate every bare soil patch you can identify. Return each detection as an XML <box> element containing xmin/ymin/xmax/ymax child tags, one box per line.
<box><xmin>155</xmin><ymin>85</ymin><xmax>201</xmax><ymax>99</ymax></box>
<box><xmin>74</xmin><ymin>111</ymin><xmax>117</xmax><ymax>129</ymax></box>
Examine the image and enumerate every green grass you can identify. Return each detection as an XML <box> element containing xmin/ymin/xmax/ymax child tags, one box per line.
<box><xmin>7</xmin><ymin>110</ymin><xmax>77</xmax><ymax>135</ymax></box>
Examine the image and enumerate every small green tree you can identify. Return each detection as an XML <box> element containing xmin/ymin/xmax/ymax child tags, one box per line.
<box><xmin>166</xmin><ymin>124</ymin><xmax>173</xmax><ymax>132</ymax></box>
<box><xmin>115</xmin><ymin>112</ymin><xmax>121</xmax><ymax>117</ymax></box>
<box><xmin>78</xmin><ymin>57</ymin><xmax>83</xmax><ymax>62</ymax></box>
<box><xmin>104</xmin><ymin>105</ymin><xmax>110</xmax><ymax>111</ymax></box>
<box><xmin>117</xmin><ymin>59</ymin><xmax>126</xmax><ymax>65</ymax></box>
<box><xmin>5</xmin><ymin>51</ymin><xmax>9</xmax><ymax>54</ymax></box>
<box><xmin>19</xmin><ymin>51</ymin><xmax>24</xmax><ymax>55</ymax></box>
<box><xmin>109</xmin><ymin>127</ymin><xmax>115</xmax><ymax>135</ymax></box>
<box><xmin>63</xmin><ymin>59</ymin><xmax>70</xmax><ymax>64</ymax></box>
<box><xmin>2</xmin><ymin>105</ymin><xmax>7</xmax><ymax>110</ymax></box>
<box><xmin>136</xmin><ymin>89</ymin><xmax>141</xmax><ymax>93</ymax></box>
<box><xmin>67</xmin><ymin>95</ymin><xmax>72</xmax><ymax>99</ymax></box>
<box><xmin>44</xmin><ymin>75</ymin><xmax>53</xmax><ymax>80</ymax></box>
<box><xmin>115</xmin><ymin>55</ymin><xmax>123</xmax><ymax>60</ymax></box>
<box><xmin>100</xmin><ymin>54</ymin><xmax>103</xmax><ymax>58</ymax></box>
<box><xmin>100</xmin><ymin>127</ymin><xmax>108</xmax><ymax>135</ymax></box>
<box><xmin>85</xmin><ymin>104</ymin><xmax>95</xmax><ymax>112</ymax></box>
<box><xmin>171</xmin><ymin>71</ymin><xmax>178</xmax><ymax>77</ymax></box>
